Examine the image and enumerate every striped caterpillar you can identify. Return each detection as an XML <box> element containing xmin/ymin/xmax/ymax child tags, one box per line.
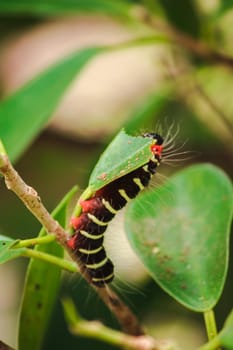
<box><xmin>67</xmin><ymin>133</ymin><xmax>163</xmax><ymax>287</ymax></box>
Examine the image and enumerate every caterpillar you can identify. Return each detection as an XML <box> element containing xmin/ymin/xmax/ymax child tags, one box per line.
<box><xmin>67</xmin><ymin>133</ymin><xmax>163</xmax><ymax>287</ymax></box>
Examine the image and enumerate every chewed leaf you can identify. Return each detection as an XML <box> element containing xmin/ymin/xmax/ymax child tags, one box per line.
<box><xmin>125</xmin><ymin>164</ymin><xmax>233</xmax><ymax>311</ymax></box>
<box><xmin>0</xmin><ymin>235</ymin><xmax>26</xmax><ymax>262</ymax></box>
<box><xmin>88</xmin><ymin>129</ymin><xmax>153</xmax><ymax>191</ymax></box>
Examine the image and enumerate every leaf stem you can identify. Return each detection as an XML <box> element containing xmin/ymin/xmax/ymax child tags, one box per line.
<box><xmin>22</xmin><ymin>248</ymin><xmax>77</xmax><ymax>273</ymax></box>
<box><xmin>13</xmin><ymin>234</ymin><xmax>56</xmax><ymax>248</ymax></box>
<box><xmin>62</xmin><ymin>298</ymin><xmax>174</xmax><ymax>350</ymax></box>
<box><xmin>0</xmin><ymin>139</ymin><xmax>7</xmax><ymax>167</ymax></box>
<box><xmin>0</xmin><ymin>140</ymin><xmax>6</xmax><ymax>154</ymax></box>
<box><xmin>198</xmin><ymin>335</ymin><xmax>221</xmax><ymax>350</ymax></box>
<box><xmin>203</xmin><ymin>310</ymin><xmax>218</xmax><ymax>341</ymax></box>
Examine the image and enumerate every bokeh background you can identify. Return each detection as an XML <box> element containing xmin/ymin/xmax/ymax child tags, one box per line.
<box><xmin>0</xmin><ymin>1</ymin><xmax>232</xmax><ymax>349</ymax></box>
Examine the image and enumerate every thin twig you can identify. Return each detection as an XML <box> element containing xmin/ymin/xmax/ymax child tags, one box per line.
<box><xmin>134</xmin><ymin>8</ymin><xmax>233</xmax><ymax>69</ymax></box>
<box><xmin>22</xmin><ymin>248</ymin><xmax>77</xmax><ymax>272</ymax></box>
<box><xmin>0</xmin><ymin>145</ymin><xmax>144</xmax><ymax>336</ymax></box>
<box><xmin>97</xmin><ymin>286</ymin><xmax>144</xmax><ymax>335</ymax></box>
<box><xmin>154</xmin><ymin>19</ymin><xmax>233</xmax><ymax>68</ymax></box>
<box><xmin>163</xmin><ymin>56</ymin><xmax>233</xmax><ymax>155</ymax></box>
<box><xmin>0</xmin><ymin>153</ymin><xmax>68</xmax><ymax>245</ymax></box>
<box><xmin>63</xmin><ymin>298</ymin><xmax>175</xmax><ymax>350</ymax></box>
<box><xmin>194</xmin><ymin>82</ymin><xmax>233</xmax><ymax>136</ymax></box>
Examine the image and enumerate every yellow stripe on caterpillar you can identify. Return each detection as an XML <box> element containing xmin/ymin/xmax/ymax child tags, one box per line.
<box><xmin>102</xmin><ymin>198</ymin><xmax>118</xmax><ymax>214</ymax></box>
<box><xmin>151</xmin><ymin>157</ymin><xmax>159</xmax><ymax>164</ymax></box>
<box><xmin>79</xmin><ymin>246</ymin><xmax>103</xmax><ymax>255</ymax></box>
<box><xmin>133</xmin><ymin>177</ymin><xmax>144</xmax><ymax>190</ymax></box>
<box><xmin>80</xmin><ymin>230</ymin><xmax>104</xmax><ymax>240</ymax></box>
<box><xmin>92</xmin><ymin>272</ymin><xmax>114</xmax><ymax>283</ymax></box>
<box><xmin>118</xmin><ymin>189</ymin><xmax>131</xmax><ymax>202</ymax></box>
<box><xmin>86</xmin><ymin>256</ymin><xmax>108</xmax><ymax>269</ymax></box>
<box><xmin>143</xmin><ymin>165</ymin><xmax>151</xmax><ymax>173</ymax></box>
<box><xmin>87</xmin><ymin>213</ymin><xmax>109</xmax><ymax>226</ymax></box>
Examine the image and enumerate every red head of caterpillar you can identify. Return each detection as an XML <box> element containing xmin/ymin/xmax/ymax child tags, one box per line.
<box><xmin>143</xmin><ymin>132</ymin><xmax>163</xmax><ymax>169</ymax></box>
<box><xmin>151</xmin><ymin>143</ymin><xmax>163</xmax><ymax>156</ymax></box>
<box><xmin>143</xmin><ymin>132</ymin><xmax>163</xmax><ymax>156</ymax></box>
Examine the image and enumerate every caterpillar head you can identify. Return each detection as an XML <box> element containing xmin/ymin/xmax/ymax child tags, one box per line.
<box><xmin>143</xmin><ymin>132</ymin><xmax>163</xmax><ymax>158</ymax></box>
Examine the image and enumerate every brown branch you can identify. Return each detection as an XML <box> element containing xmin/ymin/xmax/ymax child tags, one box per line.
<box><xmin>0</xmin><ymin>154</ymin><xmax>68</xmax><ymax>246</ymax></box>
<box><xmin>136</xmin><ymin>8</ymin><xmax>233</xmax><ymax>69</ymax></box>
<box><xmin>193</xmin><ymin>83</ymin><xmax>233</xmax><ymax>136</ymax></box>
<box><xmin>164</xmin><ymin>58</ymin><xmax>233</xmax><ymax>155</ymax></box>
<box><xmin>0</xmin><ymin>147</ymin><xmax>144</xmax><ymax>336</ymax></box>
<box><xmin>63</xmin><ymin>298</ymin><xmax>175</xmax><ymax>350</ymax></box>
<box><xmin>156</xmin><ymin>19</ymin><xmax>233</xmax><ymax>67</ymax></box>
<box><xmin>69</xmin><ymin>319</ymin><xmax>169</xmax><ymax>350</ymax></box>
<box><xmin>97</xmin><ymin>286</ymin><xmax>144</xmax><ymax>335</ymax></box>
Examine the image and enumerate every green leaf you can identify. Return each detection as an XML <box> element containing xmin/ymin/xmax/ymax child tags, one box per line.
<box><xmin>125</xmin><ymin>164</ymin><xmax>233</xmax><ymax>311</ymax></box>
<box><xmin>18</xmin><ymin>186</ymin><xmax>77</xmax><ymax>350</ymax></box>
<box><xmin>0</xmin><ymin>47</ymin><xmax>103</xmax><ymax>162</ymax></box>
<box><xmin>200</xmin><ymin>309</ymin><xmax>233</xmax><ymax>349</ymax></box>
<box><xmin>0</xmin><ymin>235</ymin><xmax>26</xmax><ymax>263</ymax></box>
<box><xmin>158</xmin><ymin>0</ymin><xmax>201</xmax><ymax>38</ymax></box>
<box><xmin>0</xmin><ymin>0</ymin><xmax>132</xmax><ymax>19</ymax></box>
<box><xmin>88</xmin><ymin>129</ymin><xmax>154</xmax><ymax>191</ymax></box>
<box><xmin>215</xmin><ymin>0</ymin><xmax>233</xmax><ymax>18</ymax></box>
<box><xmin>219</xmin><ymin>309</ymin><xmax>233</xmax><ymax>349</ymax></box>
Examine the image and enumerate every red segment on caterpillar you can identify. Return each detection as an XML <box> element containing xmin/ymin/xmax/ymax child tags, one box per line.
<box><xmin>70</xmin><ymin>216</ymin><xmax>85</xmax><ymax>230</ymax></box>
<box><xmin>67</xmin><ymin>235</ymin><xmax>76</xmax><ymax>250</ymax></box>
<box><xmin>80</xmin><ymin>198</ymin><xmax>102</xmax><ymax>213</ymax></box>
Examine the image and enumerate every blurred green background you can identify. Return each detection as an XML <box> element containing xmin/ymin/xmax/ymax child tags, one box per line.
<box><xmin>0</xmin><ymin>1</ymin><xmax>232</xmax><ymax>349</ymax></box>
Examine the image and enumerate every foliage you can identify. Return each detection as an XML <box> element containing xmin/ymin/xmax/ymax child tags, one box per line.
<box><xmin>0</xmin><ymin>1</ymin><xmax>233</xmax><ymax>350</ymax></box>
<box><xmin>126</xmin><ymin>164</ymin><xmax>233</xmax><ymax>312</ymax></box>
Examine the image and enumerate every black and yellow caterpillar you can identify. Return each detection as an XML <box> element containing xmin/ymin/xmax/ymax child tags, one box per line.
<box><xmin>67</xmin><ymin>133</ymin><xmax>163</xmax><ymax>287</ymax></box>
